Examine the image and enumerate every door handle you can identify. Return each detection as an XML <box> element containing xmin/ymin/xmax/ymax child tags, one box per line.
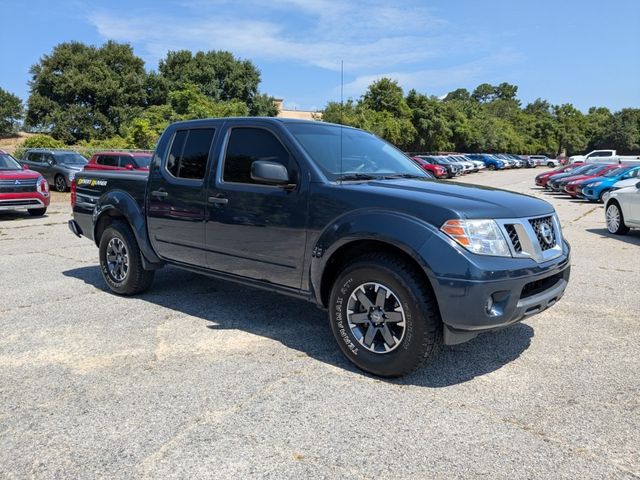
<box><xmin>151</xmin><ymin>190</ymin><xmax>168</xmax><ymax>199</ymax></box>
<box><xmin>208</xmin><ymin>196</ymin><xmax>228</xmax><ymax>206</ymax></box>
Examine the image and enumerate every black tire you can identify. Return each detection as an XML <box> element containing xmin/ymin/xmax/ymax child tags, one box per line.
<box><xmin>54</xmin><ymin>175</ymin><xmax>67</xmax><ymax>192</ymax></box>
<box><xmin>487</xmin><ymin>164</ymin><xmax>496</xmax><ymax>171</ymax></box>
<box><xmin>547</xmin><ymin>162</ymin><xmax>554</xmax><ymax>168</ymax></box>
<box><xmin>28</xmin><ymin>208</ymin><xmax>47</xmax><ymax>216</ymax></box>
<box><xmin>328</xmin><ymin>253</ymin><xmax>442</xmax><ymax>377</ymax></box>
<box><xmin>605</xmin><ymin>202</ymin><xmax>630</xmax><ymax>235</ymax></box>
<box><xmin>98</xmin><ymin>220</ymin><xmax>155</xmax><ymax>295</ymax></box>
<box><xmin>598</xmin><ymin>189</ymin><xmax>610</xmax><ymax>203</ymax></box>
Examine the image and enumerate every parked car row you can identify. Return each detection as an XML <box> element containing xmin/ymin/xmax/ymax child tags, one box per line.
<box><xmin>535</xmin><ymin>162</ymin><xmax>640</xmax><ymax>235</ymax></box>
<box><xmin>409</xmin><ymin>152</ymin><xmax>560</xmax><ymax>178</ymax></box>
<box><xmin>15</xmin><ymin>149</ymin><xmax>152</xmax><ymax>192</ymax></box>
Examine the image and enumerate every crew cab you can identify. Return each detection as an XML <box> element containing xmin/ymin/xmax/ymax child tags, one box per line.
<box><xmin>0</xmin><ymin>150</ymin><xmax>50</xmax><ymax>216</ymax></box>
<box><xmin>68</xmin><ymin>118</ymin><xmax>571</xmax><ymax>377</ymax></box>
<box><xmin>569</xmin><ymin>149</ymin><xmax>640</xmax><ymax>165</ymax></box>
<box><xmin>84</xmin><ymin>151</ymin><xmax>152</xmax><ymax>172</ymax></box>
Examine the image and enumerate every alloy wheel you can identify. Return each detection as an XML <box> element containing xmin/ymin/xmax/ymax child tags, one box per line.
<box><xmin>347</xmin><ymin>282</ymin><xmax>406</xmax><ymax>354</ymax></box>
<box><xmin>606</xmin><ymin>205</ymin><xmax>620</xmax><ymax>233</ymax></box>
<box><xmin>55</xmin><ymin>176</ymin><xmax>66</xmax><ymax>192</ymax></box>
<box><xmin>106</xmin><ymin>237</ymin><xmax>129</xmax><ymax>282</ymax></box>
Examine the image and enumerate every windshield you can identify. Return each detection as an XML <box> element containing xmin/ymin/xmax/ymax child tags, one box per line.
<box><xmin>603</xmin><ymin>166</ymin><xmax>628</xmax><ymax>177</ymax></box>
<box><xmin>0</xmin><ymin>154</ymin><xmax>22</xmax><ymax>170</ymax></box>
<box><xmin>134</xmin><ymin>155</ymin><xmax>152</xmax><ymax>168</ymax></box>
<box><xmin>286</xmin><ymin>123</ymin><xmax>427</xmax><ymax>181</ymax></box>
<box><xmin>56</xmin><ymin>153</ymin><xmax>87</xmax><ymax>165</ymax></box>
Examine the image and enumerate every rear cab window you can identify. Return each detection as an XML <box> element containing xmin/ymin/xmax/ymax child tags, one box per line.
<box><xmin>166</xmin><ymin>128</ymin><xmax>216</xmax><ymax>181</ymax></box>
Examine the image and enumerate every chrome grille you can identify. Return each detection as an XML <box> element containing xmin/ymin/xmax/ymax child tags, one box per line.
<box><xmin>504</xmin><ymin>224</ymin><xmax>522</xmax><ymax>252</ymax></box>
<box><xmin>529</xmin><ymin>216</ymin><xmax>556</xmax><ymax>251</ymax></box>
<box><xmin>0</xmin><ymin>178</ymin><xmax>37</xmax><ymax>193</ymax></box>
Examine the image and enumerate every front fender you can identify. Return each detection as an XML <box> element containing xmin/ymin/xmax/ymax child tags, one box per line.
<box><xmin>309</xmin><ymin>209</ymin><xmax>441</xmax><ymax>304</ymax></box>
<box><xmin>93</xmin><ymin>190</ymin><xmax>162</xmax><ymax>265</ymax></box>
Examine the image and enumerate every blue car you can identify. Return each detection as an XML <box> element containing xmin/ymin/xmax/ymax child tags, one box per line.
<box><xmin>466</xmin><ymin>154</ymin><xmax>506</xmax><ymax>170</ymax></box>
<box><xmin>580</xmin><ymin>165</ymin><xmax>640</xmax><ymax>202</ymax></box>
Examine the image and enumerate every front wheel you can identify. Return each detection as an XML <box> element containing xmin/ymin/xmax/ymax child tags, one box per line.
<box><xmin>28</xmin><ymin>208</ymin><xmax>47</xmax><ymax>216</ymax></box>
<box><xmin>54</xmin><ymin>175</ymin><xmax>67</xmax><ymax>192</ymax></box>
<box><xmin>329</xmin><ymin>253</ymin><xmax>442</xmax><ymax>377</ymax></box>
<box><xmin>547</xmin><ymin>162</ymin><xmax>555</xmax><ymax>168</ymax></box>
<box><xmin>606</xmin><ymin>203</ymin><xmax>630</xmax><ymax>235</ymax></box>
<box><xmin>99</xmin><ymin>221</ymin><xmax>155</xmax><ymax>295</ymax></box>
<box><xmin>487</xmin><ymin>164</ymin><xmax>496</xmax><ymax>171</ymax></box>
<box><xmin>598</xmin><ymin>189</ymin><xmax>610</xmax><ymax>203</ymax></box>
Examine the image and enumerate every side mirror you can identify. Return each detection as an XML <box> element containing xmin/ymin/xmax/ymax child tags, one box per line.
<box><xmin>124</xmin><ymin>164</ymin><xmax>134</xmax><ymax>170</ymax></box>
<box><xmin>47</xmin><ymin>159</ymin><xmax>55</xmax><ymax>166</ymax></box>
<box><xmin>22</xmin><ymin>163</ymin><xmax>29</xmax><ymax>170</ymax></box>
<box><xmin>250</xmin><ymin>160</ymin><xmax>291</xmax><ymax>185</ymax></box>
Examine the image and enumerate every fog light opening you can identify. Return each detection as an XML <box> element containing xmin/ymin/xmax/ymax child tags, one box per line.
<box><xmin>485</xmin><ymin>296</ymin><xmax>494</xmax><ymax>315</ymax></box>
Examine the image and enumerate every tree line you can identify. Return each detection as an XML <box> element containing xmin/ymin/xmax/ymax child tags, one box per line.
<box><xmin>0</xmin><ymin>41</ymin><xmax>638</xmax><ymax>156</ymax></box>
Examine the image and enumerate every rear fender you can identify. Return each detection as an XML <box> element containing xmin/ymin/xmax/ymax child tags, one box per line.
<box><xmin>93</xmin><ymin>190</ymin><xmax>163</xmax><ymax>266</ymax></box>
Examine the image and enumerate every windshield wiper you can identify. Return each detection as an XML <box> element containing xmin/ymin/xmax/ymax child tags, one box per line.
<box><xmin>380</xmin><ymin>173</ymin><xmax>426</xmax><ymax>179</ymax></box>
<box><xmin>335</xmin><ymin>173</ymin><xmax>381</xmax><ymax>181</ymax></box>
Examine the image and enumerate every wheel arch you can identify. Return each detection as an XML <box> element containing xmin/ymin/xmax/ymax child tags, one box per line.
<box><xmin>92</xmin><ymin>190</ymin><xmax>163</xmax><ymax>266</ymax></box>
<box><xmin>309</xmin><ymin>211</ymin><xmax>441</xmax><ymax>310</ymax></box>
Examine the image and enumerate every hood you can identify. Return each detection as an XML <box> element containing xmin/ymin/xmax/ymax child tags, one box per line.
<box><xmin>346</xmin><ymin>179</ymin><xmax>554</xmax><ymax>221</ymax></box>
<box><xmin>612</xmin><ymin>178</ymin><xmax>639</xmax><ymax>189</ymax></box>
<box><xmin>0</xmin><ymin>169</ymin><xmax>41</xmax><ymax>180</ymax></box>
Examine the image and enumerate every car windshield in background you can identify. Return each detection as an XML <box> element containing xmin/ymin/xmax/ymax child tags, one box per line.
<box><xmin>56</xmin><ymin>153</ymin><xmax>87</xmax><ymax>165</ymax></box>
<box><xmin>134</xmin><ymin>155</ymin><xmax>152</xmax><ymax>168</ymax></box>
<box><xmin>286</xmin><ymin>123</ymin><xmax>427</xmax><ymax>181</ymax></box>
<box><xmin>0</xmin><ymin>154</ymin><xmax>22</xmax><ymax>170</ymax></box>
<box><xmin>603</xmin><ymin>167</ymin><xmax>628</xmax><ymax>177</ymax></box>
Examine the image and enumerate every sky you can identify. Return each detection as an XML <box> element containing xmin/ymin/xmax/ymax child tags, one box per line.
<box><xmin>1</xmin><ymin>0</ymin><xmax>639</xmax><ymax>112</ymax></box>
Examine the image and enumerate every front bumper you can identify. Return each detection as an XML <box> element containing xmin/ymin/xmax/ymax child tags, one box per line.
<box><xmin>420</xmin><ymin>236</ymin><xmax>571</xmax><ymax>345</ymax></box>
<box><xmin>0</xmin><ymin>192</ymin><xmax>50</xmax><ymax>211</ymax></box>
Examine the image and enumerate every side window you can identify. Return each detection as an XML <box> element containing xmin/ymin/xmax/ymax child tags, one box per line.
<box><xmin>166</xmin><ymin>128</ymin><xmax>215</xmax><ymax>180</ymax></box>
<box><xmin>119</xmin><ymin>156</ymin><xmax>134</xmax><ymax>168</ymax></box>
<box><xmin>98</xmin><ymin>155</ymin><xmax>118</xmax><ymax>167</ymax></box>
<box><xmin>29</xmin><ymin>152</ymin><xmax>43</xmax><ymax>163</ymax></box>
<box><xmin>223</xmin><ymin>128</ymin><xmax>293</xmax><ymax>185</ymax></box>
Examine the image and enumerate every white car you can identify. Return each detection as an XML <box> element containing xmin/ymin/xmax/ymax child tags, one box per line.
<box><xmin>605</xmin><ymin>181</ymin><xmax>640</xmax><ymax>234</ymax></box>
<box><xmin>529</xmin><ymin>155</ymin><xmax>560</xmax><ymax>167</ymax></box>
<box><xmin>602</xmin><ymin>177</ymin><xmax>640</xmax><ymax>203</ymax></box>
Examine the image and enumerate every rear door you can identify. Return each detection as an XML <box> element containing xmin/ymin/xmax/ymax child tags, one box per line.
<box><xmin>147</xmin><ymin>127</ymin><xmax>217</xmax><ymax>266</ymax></box>
<box><xmin>204</xmin><ymin>124</ymin><xmax>308</xmax><ymax>288</ymax></box>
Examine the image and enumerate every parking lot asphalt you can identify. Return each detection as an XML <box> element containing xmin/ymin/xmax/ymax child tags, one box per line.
<box><xmin>1</xmin><ymin>168</ymin><xmax>638</xmax><ymax>479</ymax></box>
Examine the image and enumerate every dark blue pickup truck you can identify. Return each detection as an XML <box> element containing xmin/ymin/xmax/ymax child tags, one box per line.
<box><xmin>69</xmin><ymin>118</ymin><xmax>570</xmax><ymax>376</ymax></box>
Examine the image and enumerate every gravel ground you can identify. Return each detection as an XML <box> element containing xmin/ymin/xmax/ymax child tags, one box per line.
<box><xmin>0</xmin><ymin>168</ymin><xmax>638</xmax><ymax>479</ymax></box>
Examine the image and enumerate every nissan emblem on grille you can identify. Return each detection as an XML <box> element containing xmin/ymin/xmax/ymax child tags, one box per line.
<box><xmin>539</xmin><ymin>223</ymin><xmax>554</xmax><ymax>246</ymax></box>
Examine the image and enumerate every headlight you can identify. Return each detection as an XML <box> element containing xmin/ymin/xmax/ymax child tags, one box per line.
<box><xmin>68</xmin><ymin>172</ymin><xmax>76</xmax><ymax>181</ymax></box>
<box><xmin>589</xmin><ymin>182</ymin><xmax>602</xmax><ymax>187</ymax></box>
<box><xmin>441</xmin><ymin>219</ymin><xmax>511</xmax><ymax>257</ymax></box>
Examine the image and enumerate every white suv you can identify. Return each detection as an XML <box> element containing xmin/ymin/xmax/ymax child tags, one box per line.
<box><xmin>605</xmin><ymin>181</ymin><xmax>640</xmax><ymax>234</ymax></box>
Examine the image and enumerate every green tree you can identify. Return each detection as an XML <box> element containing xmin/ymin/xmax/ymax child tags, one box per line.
<box><xmin>26</xmin><ymin>41</ymin><xmax>150</xmax><ymax>143</ymax></box>
<box><xmin>0</xmin><ymin>87</ymin><xmax>23</xmax><ymax>134</ymax></box>
<box><xmin>159</xmin><ymin>50</ymin><xmax>261</xmax><ymax>104</ymax></box>
<box><xmin>471</xmin><ymin>83</ymin><xmax>496</xmax><ymax>103</ymax></box>
<box><xmin>553</xmin><ymin>104</ymin><xmax>587</xmax><ymax>155</ymax></box>
<box><xmin>601</xmin><ymin>108</ymin><xmax>640</xmax><ymax>153</ymax></box>
<box><xmin>406</xmin><ymin>90</ymin><xmax>453</xmax><ymax>152</ymax></box>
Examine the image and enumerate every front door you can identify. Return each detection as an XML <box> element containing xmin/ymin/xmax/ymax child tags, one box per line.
<box><xmin>204</xmin><ymin>126</ymin><xmax>307</xmax><ymax>289</ymax></box>
<box><xmin>147</xmin><ymin>127</ymin><xmax>217</xmax><ymax>266</ymax></box>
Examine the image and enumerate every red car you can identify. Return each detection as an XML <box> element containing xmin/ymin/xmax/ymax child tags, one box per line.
<box><xmin>534</xmin><ymin>163</ymin><xmax>583</xmax><ymax>188</ymax></box>
<box><xmin>0</xmin><ymin>149</ymin><xmax>50</xmax><ymax>216</ymax></box>
<box><xmin>84</xmin><ymin>151</ymin><xmax>152</xmax><ymax>171</ymax></box>
<box><xmin>411</xmin><ymin>156</ymin><xmax>447</xmax><ymax>178</ymax></box>
<box><xmin>563</xmin><ymin>164</ymin><xmax>619</xmax><ymax>197</ymax></box>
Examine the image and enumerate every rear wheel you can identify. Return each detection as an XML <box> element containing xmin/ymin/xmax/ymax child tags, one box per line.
<box><xmin>99</xmin><ymin>220</ymin><xmax>155</xmax><ymax>295</ymax></box>
<box><xmin>547</xmin><ymin>162</ymin><xmax>555</xmax><ymax>168</ymax></box>
<box><xmin>28</xmin><ymin>208</ymin><xmax>47</xmax><ymax>216</ymax></box>
<box><xmin>329</xmin><ymin>253</ymin><xmax>442</xmax><ymax>377</ymax></box>
<box><xmin>54</xmin><ymin>175</ymin><xmax>67</xmax><ymax>192</ymax></box>
<box><xmin>606</xmin><ymin>202</ymin><xmax>629</xmax><ymax>235</ymax></box>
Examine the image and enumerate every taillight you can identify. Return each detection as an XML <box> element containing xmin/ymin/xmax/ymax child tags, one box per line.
<box><xmin>70</xmin><ymin>179</ymin><xmax>77</xmax><ymax>207</ymax></box>
<box><xmin>36</xmin><ymin>176</ymin><xmax>49</xmax><ymax>196</ymax></box>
